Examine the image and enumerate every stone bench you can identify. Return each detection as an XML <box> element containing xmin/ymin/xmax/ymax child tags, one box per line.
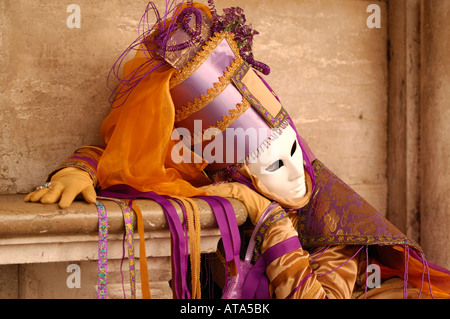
<box><xmin>0</xmin><ymin>195</ymin><xmax>248</xmax><ymax>299</ymax></box>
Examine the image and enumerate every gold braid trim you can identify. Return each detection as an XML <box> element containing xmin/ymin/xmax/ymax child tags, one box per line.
<box><xmin>170</xmin><ymin>32</ymin><xmax>241</xmax><ymax>89</ymax></box>
<box><xmin>191</xmin><ymin>98</ymin><xmax>251</xmax><ymax>145</ymax></box>
<box><xmin>215</xmin><ymin>97</ymin><xmax>250</xmax><ymax>132</ymax></box>
<box><xmin>174</xmin><ymin>55</ymin><xmax>244</xmax><ymax>123</ymax></box>
<box><xmin>304</xmin><ymin>281</ymin><xmax>323</xmax><ymax>299</ymax></box>
<box><xmin>173</xmin><ymin>197</ymin><xmax>202</xmax><ymax>299</ymax></box>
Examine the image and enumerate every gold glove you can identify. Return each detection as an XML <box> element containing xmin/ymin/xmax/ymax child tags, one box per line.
<box><xmin>199</xmin><ymin>182</ymin><xmax>272</xmax><ymax>225</ymax></box>
<box><xmin>25</xmin><ymin>167</ymin><xmax>97</xmax><ymax>209</ymax></box>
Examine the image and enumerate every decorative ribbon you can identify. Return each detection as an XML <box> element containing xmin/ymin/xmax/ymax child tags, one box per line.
<box><xmin>242</xmin><ymin>236</ymin><xmax>302</xmax><ymax>299</ymax></box>
<box><xmin>116</xmin><ymin>199</ymin><xmax>137</xmax><ymax>299</ymax></box>
<box><xmin>129</xmin><ymin>201</ymin><xmax>151</xmax><ymax>299</ymax></box>
<box><xmin>98</xmin><ymin>186</ymin><xmax>190</xmax><ymax>299</ymax></box>
<box><xmin>196</xmin><ymin>196</ymin><xmax>242</xmax><ymax>298</ymax></box>
<box><xmin>95</xmin><ymin>200</ymin><xmax>108</xmax><ymax>299</ymax></box>
<box><xmin>97</xmin><ymin>196</ymin><xmax>136</xmax><ymax>299</ymax></box>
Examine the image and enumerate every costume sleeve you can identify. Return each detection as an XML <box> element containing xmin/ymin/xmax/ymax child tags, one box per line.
<box><xmin>48</xmin><ymin>145</ymin><xmax>105</xmax><ymax>188</ymax></box>
<box><xmin>261</xmin><ymin>215</ymin><xmax>361</xmax><ymax>299</ymax></box>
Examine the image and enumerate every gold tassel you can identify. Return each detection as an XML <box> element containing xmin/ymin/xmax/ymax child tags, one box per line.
<box><xmin>174</xmin><ymin>196</ymin><xmax>202</xmax><ymax>299</ymax></box>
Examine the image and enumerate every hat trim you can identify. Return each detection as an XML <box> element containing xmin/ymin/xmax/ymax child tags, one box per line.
<box><xmin>191</xmin><ymin>98</ymin><xmax>251</xmax><ymax>145</ymax></box>
<box><xmin>232</xmin><ymin>62</ymin><xmax>288</xmax><ymax>128</ymax></box>
<box><xmin>169</xmin><ymin>32</ymin><xmax>240</xmax><ymax>89</ymax></box>
<box><xmin>174</xmin><ymin>53</ymin><xmax>243</xmax><ymax>123</ymax></box>
<box><xmin>244</xmin><ymin>119</ymin><xmax>290</xmax><ymax>165</ymax></box>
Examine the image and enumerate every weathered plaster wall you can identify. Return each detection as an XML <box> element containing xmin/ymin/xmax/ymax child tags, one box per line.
<box><xmin>1</xmin><ymin>0</ymin><xmax>388</xmax><ymax>215</ymax></box>
<box><xmin>235</xmin><ymin>0</ymin><xmax>388</xmax><ymax>215</ymax></box>
<box><xmin>0</xmin><ymin>0</ymin><xmax>149</xmax><ymax>194</ymax></box>
<box><xmin>420</xmin><ymin>0</ymin><xmax>450</xmax><ymax>269</ymax></box>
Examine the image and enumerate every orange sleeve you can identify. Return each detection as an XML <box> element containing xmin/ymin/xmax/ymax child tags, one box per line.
<box><xmin>261</xmin><ymin>215</ymin><xmax>361</xmax><ymax>299</ymax></box>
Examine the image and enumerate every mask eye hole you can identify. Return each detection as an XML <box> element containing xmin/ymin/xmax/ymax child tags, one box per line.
<box><xmin>265</xmin><ymin>160</ymin><xmax>284</xmax><ymax>173</ymax></box>
<box><xmin>291</xmin><ymin>141</ymin><xmax>297</xmax><ymax>157</ymax></box>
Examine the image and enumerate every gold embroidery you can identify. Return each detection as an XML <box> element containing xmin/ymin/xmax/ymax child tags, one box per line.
<box><xmin>174</xmin><ymin>55</ymin><xmax>243</xmax><ymax>122</ymax></box>
<box><xmin>323</xmin><ymin>209</ymin><xmax>339</xmax><ymax>233</ymax></box>
<box><xmin>170</xmin><ymin>32</ymin><xmax>241</xmax><ymax>89</ymax></box>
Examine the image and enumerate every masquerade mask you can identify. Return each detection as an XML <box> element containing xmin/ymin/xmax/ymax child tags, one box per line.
<box><xmin>247</xmin><ymin>125</ymin><xmax>307</xmax><ymax>199</ymax></box>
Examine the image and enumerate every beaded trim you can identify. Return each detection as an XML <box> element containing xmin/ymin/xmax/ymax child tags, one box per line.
<box><xmin>58</xmin><ymin>161</ymin><xmax>98</xmax><ymax>187</ymax></box>
<box><xmin>95</xmin><ymin>201</ymin><xmax>108</xmax><ymax>299</ymax></box>
<box><xmin>169</xmin><ymin>32</ymin><xmax>241</xmax><ymax>89</ymax></box>
<box><xmin>174</xmin><ymin>55</ymin><xmax>244</xmax><ymax>123</ymax></box>
<box><xmin>244</xmin><ymin>119</ymin><xmax>290</xmax><ymax>165</ymax></box>
<box><xmin>252</xmin><ymin>207</ymin><xmax>289</xmax><ymax>263</ymax></box>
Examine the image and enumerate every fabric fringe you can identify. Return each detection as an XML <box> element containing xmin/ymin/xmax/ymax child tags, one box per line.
<box><xmin>173</xmin><ymin>196</ymin><xmax>202</xmax><ymax>299</ymax></box>
<box><xmin>316</xmin><ymin>246</ymin><xmax>365</xmax><ymax>280</ymax></box>
<box><xmin>401</xmin><ymin>245</ymin><xmax>435</xmax><ymax>299</ymax></box>
<box><xmin>420</xmin><ymin>251</ymin><xmax>435</xmax><ymax>299</ymax></box>
<box><xmin>309</xmin><ymin>245</ymin><xmax>331</xmax><ymax>264</ymax></box>
<box><xmin>365</xmin><ymin>245</ymin><xmax>369</xmax><ymax>299</ymax></box>
<box><xmin>403</xmin><ymin>244</ymin><xmax>409</xmax><ymax>299</ymax></box>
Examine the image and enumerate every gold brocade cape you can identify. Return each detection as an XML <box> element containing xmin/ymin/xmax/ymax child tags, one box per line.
<box><xmin>297</xmin><ymin>160</ymin><xmax>450</xmax><ymax>297</ymax></box>
<box><xmin>297</xmin><ymin>160</ymin><xmax>418</xmax><ymax>250</ymax></box>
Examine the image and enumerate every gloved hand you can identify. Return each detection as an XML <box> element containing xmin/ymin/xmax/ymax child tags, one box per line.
<box><xmin>24</xmin><ymin>167</ymin><xmax>97</xmax><ymax>209</ymax></box>
<box><xmin>199</xmin><ymin>182</ymin><xmax>272</xmax><ymax>225</ymax></box>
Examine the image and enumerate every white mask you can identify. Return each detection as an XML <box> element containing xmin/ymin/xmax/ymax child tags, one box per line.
<box><xmin>247</xmin><ymin>125</ymin><xmax>307</xmax><ymax>199</ymax></box>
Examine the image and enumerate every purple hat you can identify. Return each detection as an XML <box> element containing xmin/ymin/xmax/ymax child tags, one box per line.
<box><xmin>163</xmin><ymin>5</ymin><xmax>289</xmax><ymax>171</ymax></box>
<box><xmin>107</xmin><ymin>1</ymin><xmax>316</xmax><ymax>191</ymax></box>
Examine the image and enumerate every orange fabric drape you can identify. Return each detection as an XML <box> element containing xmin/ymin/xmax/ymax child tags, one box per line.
<box><xmin>97</xmin><ymin>3</ymin><xmax>213</xmax><ymax>197</ymax></box>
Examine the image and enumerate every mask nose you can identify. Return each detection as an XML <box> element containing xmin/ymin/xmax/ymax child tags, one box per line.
<box><xmin>285</xmin><ymin>156</ymin><xmax>304</xmax><ymax>181</ymax></box>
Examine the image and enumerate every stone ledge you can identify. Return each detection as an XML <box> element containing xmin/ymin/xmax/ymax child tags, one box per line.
<box><xmin>0</xmin><ymin>195</ymin><xmax>249</xmax><ymax>265</ymax></box>
<box><xmin>0</xmin><ymin>194</ymin><xmax>248</xmax><ymax>299</ymax></box>
<box><xmin>0</xmin><ymin>195</ymin><xmax>248</xmax><ymax>238</ymax></box>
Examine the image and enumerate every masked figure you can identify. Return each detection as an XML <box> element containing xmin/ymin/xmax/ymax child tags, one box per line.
<box><xmin>26</xmin><ymin>1</ymin><xmax>450</xmax><ymax>299</ymax></box>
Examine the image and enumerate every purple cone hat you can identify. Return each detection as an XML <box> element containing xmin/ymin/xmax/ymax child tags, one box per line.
<box><xmin>163</xmin><ymin>5</ymin><xmax>289</xmax><ymax>171</ymax></box>
<box><xmin>109</xmin><ymin>1</ymin><xmax>316</xmax><ymax>191</ymax></box>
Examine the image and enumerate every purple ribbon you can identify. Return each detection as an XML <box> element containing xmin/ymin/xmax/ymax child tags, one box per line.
<box><xmin>97</xmin><ymin>185</ymin><xmax>190</xmax><ymax>299</ymax></box>
<box><xmin>242</xmin><ymin>236</ymin><xmax>302</xmax><ymax>299</ymax></box>
<box><xmin>196</xmin><ymin>195</ymin><xmax>243</xmax><ymax>294</ymax></box>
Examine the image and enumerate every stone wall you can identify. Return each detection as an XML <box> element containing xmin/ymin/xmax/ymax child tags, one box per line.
<box><xmin>386</xmin><ymin>0</ymin><xmax>450</xmax><ymax>269</ymax></box>
<box><xmin>419</xmin><ymin>1</ymin><xmax>450</xmax><ymax>269</ymax></box>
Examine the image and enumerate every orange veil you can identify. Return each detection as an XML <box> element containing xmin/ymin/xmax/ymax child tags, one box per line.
<box><xmin>97</xmin><ymin>3</ymin><xmax>212</xmax><ymax>197</ymax></box>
